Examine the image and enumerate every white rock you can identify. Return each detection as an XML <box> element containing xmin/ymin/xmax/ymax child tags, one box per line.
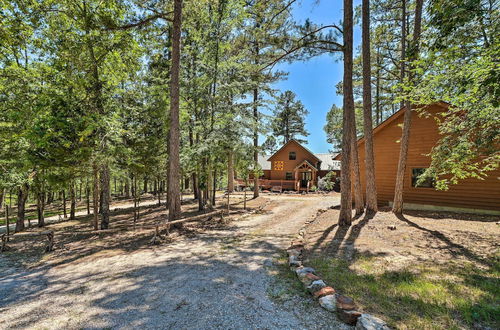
<box><xmin>287</xmin><ymin>248</ymin><xmax>302</xmax><ymax>257</ymax></box>
<box><xmin>288</xmin><ymin>255</ymin><xmax>302</xmax><ymax>267</ymax></box>
<box><xmin>307</xmin><ymin>279</ymin><xmax>326</xmax><ymax>293</ymax></box>
<box><xmin>356</xmin><ymin>314</ymin><xmax>390</xmax><ymax>330</ymax></box>
<box><xmin>295</xmin><ymin>267</ymin><xmax>315</xmax><ymax>277</ymax></box>
<box><xmin>318</xmin><ymin>294</ymin><xmax>336</xmax><ymax>312</ymax></box>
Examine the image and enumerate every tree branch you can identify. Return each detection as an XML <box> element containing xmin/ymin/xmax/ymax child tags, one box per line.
<box><xmin>104</xmin><ymin>12</ymin><xmax>173</xmax><ymax>31</ymax></box>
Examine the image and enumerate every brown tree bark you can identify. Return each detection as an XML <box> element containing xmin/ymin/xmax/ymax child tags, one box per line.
<box><xmin>36</xmin><ymin>177</ymin><xmax>45</xmax><ymax>228</ymax></box>
<box><xmin>362</xmin><ymin>0</ymin><xmax>378</xmax><ymax>215</ymax></box>
<box><xmin>62</xmin><ymin>189</ymin><xmax>67</xmax><ymax>218</ymax></box>
<box><xmin>167</xmin><ymin>0</ymin><xmax>183</xmax><ymax>221</ymax></box>
<box><xmin>350</xmin><ymin>122</ymin><xmax>364</xmax><ymax>216</ymax></box>
<box><xmin>339</xmin><ymin>0</ymin><xmax>354</xmax><ymax>226</ymax></box>
<box><xmin>0</xmin><ymin>188</ymin><xmax>4</xmax><ymax>210</ymax></box>
<box><xmin>15</xmin><ymin>183</ymin><xmax>29</xmax><ymax>232</ymax></box>
<box><xmin>100</xmin><ymin>164</ymin><xmax>110</xmax><ymax>229</ymax></box>
<box><xmin>253</xmin><ymin>87</ymin><xmax>259</xmax><ymax>199</ymax></box>
<box><xmin>86</xmin><ymin>179</ymin><xmax>90</xmax><ymax>215</ymax></box>
<box><xmin>392</xmin><ymin>0</ymin><xmax>424</xmax><ymax>215</ymax></box>
<box><xmin>92</xmin><ymin>164</ymin><xmax>99</xmax><ymax>230</ymax></box>
<box><xmin>227</xmin><ymin>150</ymin><xmax>234</xmax><ymax>193</ymax></box>
<box><xmin>399</xmin><ymin>0</ymin><xmax>407</xmax><ymax>110</ymax></box>
<box><xmin>70</xmin><ymin>181</ymin><xmax>76</xmax><ymax>220</ymax></box>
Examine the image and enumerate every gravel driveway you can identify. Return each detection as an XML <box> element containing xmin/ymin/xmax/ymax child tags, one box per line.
<box><xmin>0</xmin><ymin>194</ymin><xmax>348</xmax><ymax>329</ymax></box>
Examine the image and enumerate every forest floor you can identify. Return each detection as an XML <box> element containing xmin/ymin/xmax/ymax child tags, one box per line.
<box><xmin>298</xmin><ymin>206</ymin><xmax>500</xmax><ymax>329</ymax></box>
<box><xmin>0</xmin><ymin>192</ymin><xmax>352</xmax><ymax>329</ymax></box>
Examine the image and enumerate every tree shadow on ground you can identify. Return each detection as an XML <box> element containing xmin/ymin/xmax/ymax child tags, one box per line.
<box><xmin>395</xmin><ymin>213</ymin><xmax>492</xmax><ymax>266</ymax></box>
<box><xmin>0</xmin><ymin>232</ymin><xmax>337</xmax><ymax>329</ymax></box>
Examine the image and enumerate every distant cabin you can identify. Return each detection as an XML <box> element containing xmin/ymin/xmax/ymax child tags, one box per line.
<box><xmin>335</xmin><ymin>101</ymin><xmax>500</xmax><ymax>214</ymax></box>
<box><xmin>240</xmin><ymin>139</ymin><xmax>340</xmax><ymax>191</ymax></box>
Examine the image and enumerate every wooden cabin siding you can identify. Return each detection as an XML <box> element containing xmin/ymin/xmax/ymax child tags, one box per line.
<box><xmin>357</xmin><ymin>103</ymin><xmax>500</xmax><ymax>211</ymax></box>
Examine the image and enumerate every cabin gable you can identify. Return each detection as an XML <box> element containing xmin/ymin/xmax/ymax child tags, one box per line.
<box><xmin>267</xmin><ymin>140</ymin><xmax>320</xmax><ymax>180</ymax></box>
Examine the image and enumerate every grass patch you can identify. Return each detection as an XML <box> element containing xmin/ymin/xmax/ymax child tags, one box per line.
<box><xmin>308</xmin><ymin>254</ymin><xmax>500</xmax><ymax>329</ymax></box>
<box><xmin>267</xmin><ymin>252</ymin><xmax>310</xmax><ymax>304</ymax></box>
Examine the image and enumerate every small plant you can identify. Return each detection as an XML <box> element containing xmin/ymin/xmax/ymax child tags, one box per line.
<box><xmin>310</xmin><ymin>185</ymin><xmax>317</xmax><ymax>192</ymax></box>
<box><xmin>318</xmin><ymin>171</ymin><xmax>337</xmax><ymax>191</ymax></box>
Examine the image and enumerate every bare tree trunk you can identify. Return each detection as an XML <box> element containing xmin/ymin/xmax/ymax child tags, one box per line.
<box><xmin>37</xmin><ymin>190</ymin><xmax>45</xmax><ymax>227</ymax></box>
<box><xmin>350</xmin><ymin>124</ymin><xmax>364</xmax><ymax>216</ymax></box>
<box><xmin>253</xmin><ymin>88</ymin><xmax>259</xmax><ymax>199</ymax></box>
<box><xmin>5</xmin><ymin>204</ymin><xmax>10</xmax><ymax>240</ymax></box>
<box><xmin>339</xmin><ymin>0</ymin><xmax>354</xmax><ymax>226</ymax></box>
<box><xmin>15</xmin><ymin>183</ymin><xmax>29</xmax><ymax>232</ymax></box>
<box><xmin>92</xmin><ymin>164</ymin><xmax>99</xmax><ymax>230</ymax></box>
<box><xmin>86</xmin><ymin>179</ymin><xmax>90</xmax><ymax>215</ymax></box>
<box><xmin>124</xmin><ymin>177</ymin><xmax>130</xmax><ymax>198</ymax></box>
<box><xmin>362</xmin><ymin>0</ymin><xmax>378</xmax><ymax>215</ymax></box>
<box><xmin>392</xmin><ymin>0</ymin><xmax>424</xmax><ymax>215</ymax></box>
<box><xmin>62</xmin><ymin>189</ymin><xmax>67</xmax><ymax>219</ymax></box>
<box><xmin>167</xmin><ymin>0</ymin><xmax>183</xmax><ymax>221</ymax></box>
<box><xmin>399</xmin><ymin>0</ymin><xmax>407</xmax><ymax>110</ymax></box>
<box><xmin>100</xmin><ymin>164</ymin><xmax>110</xmax><ymax>229</ymax></box>
<box><xmin>227</xmin><ymin>150</ymin><xmax>234</xmax><ymax>193</ymax></box>
<box><xmin>70</xmin><ymin>181</ymin><xmax>76</xmax><ymax>220</ymax></box>
<box><xmin>212</xmin><ymin>169</ymin><xmax>217</xmax><ymax>206</ymax></box>
<box><xmin>375</xmin><ymin>45</ymin><xmax>381</xmax><ymax>125</ymax></box>
<box><xmin>0</xmin><ymin>188</ymin><xmax>4</xmax><ymax>210</ymax></box>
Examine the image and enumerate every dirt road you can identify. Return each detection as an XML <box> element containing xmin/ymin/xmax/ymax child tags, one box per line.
<box><xmin>0</xmin><ymin>194</ymin><xmax>348</xmax><ymax>329</ymax></box>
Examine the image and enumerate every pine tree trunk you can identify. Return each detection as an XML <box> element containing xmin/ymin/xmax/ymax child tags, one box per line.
<box><xmin>227</xmin><ymin>150</ymin><xmax>234</xmax><ymax>193</ymax></box>
<box><xmin>167</xmin><ymin>0</ymin><xmax>183</xmax><ymax>221</ymax></box>
<box><xmin>86</xmin><ymin>180</ymin><xmax>90</xmax><ymax>215</ymax></box>
<box><xmin>212</xmin><ymin>169</ymin><xmax>217</xmax><ymax>206</ymax></box>
<box><xmin>70</xmin><ymin>181</ymin><xmax>76</xmax><ymax>220</ymax></box>
<box><xmin>100</xmin><ymin>164</ymin><xmax>110</xmax><ymax>229</ymax></box>
<box><xmin>37</xmin><ymin>190</ymin><xmax>45</xmax><ymax>228</ymax></box>
<box><xmin>392</xmin><ymin>0</ymin><xmax>424</xmax><ymax>214</ymax></box>
<box><xmin>399</xmin><ymin>0</ymin><xmax>406</xmax><ymax>110</ymax></box>
<box><xmin>350</xmin><ymin>123</ymin><xmax>364</xmax><ymax>216</ymax></box>
<box><xmin>339</xmin><ymin>0</ymin><xmax>354</xmax><ymax>226</ymax></box>
<box><xmin>253</xmin><ymin>88</ymin><xmax>259</xmax><ymax>199</ymax></box>
<box><xmin>0</xmin><ymin>188</ymin><xmax>4</xmax><ymax>210</ymax></box>
<box><xmin>375</xmin><ymin>46</ymin><xmax>381</xmax><ymax>125</ymax></box>
<box><xmin>92</xmin><ymin>164</ymin><xmax>99</xmax><ymax>230</ymax></box>
<box><xmin>124</xmin><ymin>177</ymin><xmax>130</xmax><ymax>198</ymax></box>
<box><xmin>362</xmin><ymin>0</ymin><xmax>378</xmax><ymax>215</ymax></box>
<box><xmin>62</xmin><ymin>189</ymin><xmax>67</xmax><ymax>218</ymax></box>
<box><xmin>15</xmin><ymin>183</ymin><xmax>29</xmax><ymax>232</ymax></box>
<box><xmin>46</xmin><ymin>191</ymin><xmax>54</xmax><ymax>205</ymax></box>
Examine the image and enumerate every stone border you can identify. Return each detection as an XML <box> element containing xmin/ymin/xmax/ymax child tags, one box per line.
<box><xmin>286</xmin><ymin>237</ymin><xmax>390</xmax><ymax>329</ymax></box>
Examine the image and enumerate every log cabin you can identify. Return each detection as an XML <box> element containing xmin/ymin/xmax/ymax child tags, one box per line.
<box><xmin>238</xmin><ymin>139</ymin><xmax>340</xmax><ymax>192</ymax></box>
<box><xmin>335</xmin><ymin>101</ymin><xmax>500</xmax><ymax>214</ymax></box>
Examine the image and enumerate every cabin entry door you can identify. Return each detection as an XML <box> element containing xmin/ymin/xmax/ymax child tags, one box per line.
<box><xmin>300</xmin><ymin>172</ymin><xmax>312</xmax><ymax>188</ymax></box>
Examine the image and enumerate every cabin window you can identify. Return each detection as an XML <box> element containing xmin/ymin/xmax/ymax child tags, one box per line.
<box><xmin>289</xmin><ymin>151</ymin><xmax>296</xmax><ymax>160</ymax></box>
<box><xmin>411</xmin><ymin>168</ymin><xmax>434</xmax><ymax>188</ymax></box>
<box><xmin>285</xmin><ymin>172</ymin><xmax>293</xmax><ymax>180</ymax></box>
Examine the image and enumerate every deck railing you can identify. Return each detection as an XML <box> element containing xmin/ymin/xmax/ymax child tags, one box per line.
<box><xmin>235</xmin><ymin>179</ymin><xmax>296</xmax><ymax>190</ymax></box>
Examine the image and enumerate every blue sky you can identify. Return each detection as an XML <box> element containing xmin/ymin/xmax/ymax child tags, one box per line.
<box><xmin>268</xmin><ymin>0</ymin><xmax>361</xmax><ymax>153</ymax></box>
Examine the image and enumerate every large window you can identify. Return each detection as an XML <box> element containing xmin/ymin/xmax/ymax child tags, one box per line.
<box><xmin>289</xmin><ymin>151</ymin><xmax>296</xmax><ymax>160</ymax></box>
<box><xmin>411</xmin><ymin>168</ymin><xmax>434</xmax><ymax>188</ymax></box>
<box><xmin>285</xmin><ymin>172</ymin><xmax>293</xmax><ymax>180</ymax></box>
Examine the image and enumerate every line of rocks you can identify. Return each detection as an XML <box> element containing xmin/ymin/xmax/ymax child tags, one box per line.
<box><xmin>286</xmin><ymin>240</ymin><xmax>390</xmax><ymax>330</ymax></box>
